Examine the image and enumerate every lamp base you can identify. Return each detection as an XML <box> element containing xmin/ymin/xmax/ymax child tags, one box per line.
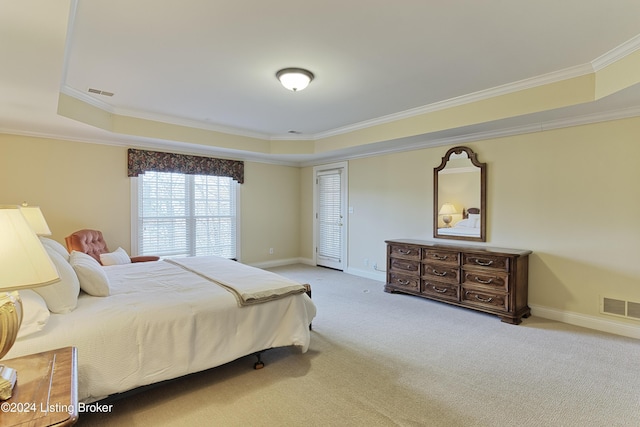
<box><xmin>0</xmin><ymin>291</ymin><xmax>23</xmax><ymax>400</ymax></box>
<box><xmin>0</xmin><ymin>365</ymin><xmax>16</xmax><ymax>400</ymax></box>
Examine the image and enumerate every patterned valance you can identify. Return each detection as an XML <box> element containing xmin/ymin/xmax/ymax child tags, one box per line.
<box><xmin>127</xmin><ymin>149</ymin><xmax>244</xmax><ymax>183</ymax></box>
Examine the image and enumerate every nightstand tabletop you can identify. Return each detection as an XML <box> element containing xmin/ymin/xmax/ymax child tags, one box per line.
<box><xmin>0</xmin><ymin>347</ymin><xmax>78</xmax><ymax>427</ymax></box>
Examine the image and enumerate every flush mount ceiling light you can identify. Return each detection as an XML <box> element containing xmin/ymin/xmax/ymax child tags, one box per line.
<box><xmin>276</xmin><ymin>68</ymin><xmax>314</xmax><ymax>91</ymax></box>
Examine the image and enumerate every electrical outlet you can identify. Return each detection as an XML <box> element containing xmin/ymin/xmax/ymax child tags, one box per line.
<box><xmin>364</xmin><ymin>258</ymin><xmax>369</xmax><ymax>266</ymax></box>
<box><xmin>373</xmin><ymin>262</ymin><xmax>378</xmax><ymax>270</ymax></box>
<box><xmin>269</xmin><ymin>248</ymin><xmax>274</xmax><ymax>254</ymax></box>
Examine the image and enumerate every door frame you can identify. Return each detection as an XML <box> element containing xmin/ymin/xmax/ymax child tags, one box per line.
<box><xmin>313</xmin><ymin>161</ymin><xmax>348</xmax><ymax>270</ymax></box>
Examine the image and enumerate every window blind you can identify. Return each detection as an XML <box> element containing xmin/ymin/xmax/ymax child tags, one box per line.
<box><xmin>138</xmin><ymin>171</ymin><xmax>237</xmax><ymax>258</ymax></box>
<box><xmin>317</xmin><ymin>171</ymin><xmax>342</xmax><ymax>262</ymax></box>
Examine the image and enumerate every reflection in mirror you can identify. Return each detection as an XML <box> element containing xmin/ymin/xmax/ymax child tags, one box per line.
<box><xmin>434</xmin><ymin>146</ymin><xmax>486</xmax><ymax>242</ymax></box>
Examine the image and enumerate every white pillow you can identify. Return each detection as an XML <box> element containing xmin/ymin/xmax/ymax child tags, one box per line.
<box><xmin>70</xmin><ymin>251</ymin><xmax>111</xmax><ymax>297</ymax></box>
<box><xmin>17</xmin><ymin>290</ymin><xmax>50</xmax><ymax>339</ymax></box>
<box><xmin>34</xmin><ymin>248</ymin><xmax>80</xmax><ymax>314</ymax></box>
<box><xmin>100</xmin><ymin>247</ymin><xmax>131</xmax><ymax>266</ymax></box>
<box><xmin>467</xmin><ymin>213</ymin><xmax>480</xmax><ymax>227</ymax></box>
<box><xmin>39</xmin><ymin>237</ymin><xmax>70</xmax><ymax>261</ymax></box>
<box><xmin>455</xmin><ymin>218</ymin><xmax>476</xmax><ymax>228</ymax></box>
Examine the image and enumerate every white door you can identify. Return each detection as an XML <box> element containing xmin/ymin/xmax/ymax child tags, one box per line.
<box><xmin>315</xmin><ymin>166</ymin><xmax>346</xmax><ymax>270</ymax></box>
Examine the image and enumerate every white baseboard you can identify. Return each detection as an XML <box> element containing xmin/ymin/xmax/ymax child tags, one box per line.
<box><xmin>249</xmin><ymin>258</ymin><xmax>305</xmax><ymax>269</ymax></box>
<box><xmin>530</xmin><ymin>304</ymin><xmax>640</xmax><ymax>339</ymax></box>
<box><xmin>344</xmin><ymin>267</ymin><xmax>386</xmax><ymax>282</ymax></box>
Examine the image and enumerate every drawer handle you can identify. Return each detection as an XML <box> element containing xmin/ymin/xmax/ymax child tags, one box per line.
<box><xmin>433</xmin><ymin>286</ymin><xmax>448</xmax><ymax>293</ymax></box>
<box><xmin>432</xmin><ymin>254</ymin><xmax>448</xmax><ymax>260</ymax></box>
<box><xmin>398</xmin><ymin>249</ymin><xmax>412</xmax><ymax>255</ymax></box>
<box><xmin>397</xmin><ymin>279</ymin><xmax>410</xmax><ymax>285</ymax></box>
<box><xmin>474</xmin><ymin>258</ymin><xmax>494</xmax><ymax>266</ymax></box>
<box><xmin>432</xmin><ymin>269</ymin><xmax>447</xmax><ymax>277</ymax></box>
<box><xmin>474</xmin><ymin>294</ymin><xmax>493</xmax><ymax>303</ymax></box>
<box><xmin>400</xmin><ymin>263</ymin><xmax>414</xmax><ymax>270</ymax></box>
<box><xmin>474</xmin><ymin>276</ymin><xmax>494</xmax><ymax>285</ymax></box>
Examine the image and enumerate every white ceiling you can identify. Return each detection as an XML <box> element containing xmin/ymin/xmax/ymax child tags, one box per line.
<box><xmin>2</xmin><ymin>0</ymin><xmax>640</xmax><ymax>164</ymax></box>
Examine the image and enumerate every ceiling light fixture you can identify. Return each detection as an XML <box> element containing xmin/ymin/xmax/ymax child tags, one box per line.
<box><xmin>276</xmin><ymin>68</ymin><xmax>314</xmax><ymax>92</ymax></box>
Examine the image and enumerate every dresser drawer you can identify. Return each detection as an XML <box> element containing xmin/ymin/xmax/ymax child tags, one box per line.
<box><xmin>462</xmin><ymin>288</ymin><xmax>508</xmax><ymax>311</ymax></box>
<box><xmin>422</xmin><ymin>249</ymin><xmax>460</xmax><ymax>267</ymax></box>
<box><xmin>462</xmin><ymin>269</ymin><xmax>509</xmax><ymax>292</ymax></box>
<box><xmin>422</xmin><ymin>264</ymin><xmax>459</xmax><ymax>284</ymax></box>
<box><xmin>389</xmin><ymin>244</ymin><xmax>421</xmax><ymax>260</ymax></box>
<box><xmin>462</xmin><ymin>253</ymin><xmax>510</xmax><ymax>271</ymax></box>
<box><xmin>422</xmin><ymin>279</ymin><xmax>459</xmax><ymax>302</ymax></box>
<box><xmin>389</xmin><ymin>258</ymin><xmax>420</xmax><ymax>275</ymax></box>
<box><xmin>388</xmin><ymin>272</ymin><xmax>420</xmax><ymax>292</ymax></box>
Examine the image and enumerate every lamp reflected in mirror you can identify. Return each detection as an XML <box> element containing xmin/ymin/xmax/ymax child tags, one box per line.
<box><xmin>438</xmin><ymin>203</ymin><xmax>457</xmax><ymax>228</ymax></box>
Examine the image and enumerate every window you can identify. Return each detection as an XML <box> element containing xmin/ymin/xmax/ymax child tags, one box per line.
<box><xmin>133</xmin><ymin>171</ymin><xmax>238</xmax><ymax>259</ymax></box>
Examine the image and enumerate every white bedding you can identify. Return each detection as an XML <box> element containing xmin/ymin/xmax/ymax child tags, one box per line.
<box><xmin>166</xmin><ymin>256</ymin><xmax>306</xmax><ymax>305</ymax></box>
<box><xmin>437</xmin><ymin>226</ymin><xmax>480</xmax><ymax>236</ymax></box>
<box><xmin>438</xmin><ymin>216</ymin><xmax>481</xmax><ymax>236</ymax></box>
<box><xmin>6</xmin><ymin>259</ymin><xmax>316</xmax><ymax>402</ymax></box>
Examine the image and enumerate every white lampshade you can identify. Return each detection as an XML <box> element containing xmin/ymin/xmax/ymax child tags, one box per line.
<box><xmin>0</xmin><ymin>205</ymin><xmax>59</xmax><ymax>399</ymax></box>
<box><xmin>438</xmin><ymin>203</ymin><xmax>457</xmax><ymax>215</ymax></box>
<box><xmin>276</xmin><ymin>68</ymin><xmax>314</xmax><ymax>91</ymax></box>
<box><xmin>19</xmin><ymin>204</ymin><xmax>52</xmax><ymax>236</ymax></box>
<box><xmin>0</xmin><ymin>205</ymin><xmax>59</xmax><ymax>291</ymax></box>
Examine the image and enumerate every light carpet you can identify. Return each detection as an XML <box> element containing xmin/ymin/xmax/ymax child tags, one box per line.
<box><xmin>77</xmin><ymin>264</ymin><xmax>640</xmax><ymax>426</ymax></box>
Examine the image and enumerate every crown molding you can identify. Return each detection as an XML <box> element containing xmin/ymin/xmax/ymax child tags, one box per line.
<box><xmin>591</xmin><ymin>33</ymin><xmax>640</xmax><ymax>71</ymax></box>
<box><xmin>313</xmin><ymin>63</ymin><xmax>595</xmax><ymax>140</ymax></box>
<box><xmin>299</xmin><ymin>105</ymin><xmax>640</xmax><ymax>167</ymax></box>
<box><xmin>0</xmin><ymin>125</ymin><xmax>301</xmax><ymax>167</ymax></box>
<box><xmin>59</xmin><ymin>85</ymin><xmax>271</xmax><ymax>141</ymax></box>
<box><xmin>4</xmin><ymin>104</ymin><xmax>640</xmax><ymax>169</ymax></box>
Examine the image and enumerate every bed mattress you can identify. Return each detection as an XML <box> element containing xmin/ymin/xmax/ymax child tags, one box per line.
<box><xmin>6</xmin><ymin>260</ymin><xmax>316</xmax><ymax>402</ymax></box>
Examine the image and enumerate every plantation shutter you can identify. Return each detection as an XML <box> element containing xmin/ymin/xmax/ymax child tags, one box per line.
<box><xmin>317</xmin><ymin>170</ymin><xmax>343</xmax><ymax>263</ymax></box>
<box><xmin>138</xmin><ymin>171</ymin><xmax>236</xmax><ymax>258</ymax></box>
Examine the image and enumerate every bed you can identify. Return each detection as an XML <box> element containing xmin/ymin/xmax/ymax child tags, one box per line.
<box><xmin>437</xmin><ymin>207</ymin><xmax>481</xmax><ymax>237</ymax></box>
<box><xmin>5</xmin><ymin>238</ymin><xmax>316</xmax><ymax>403</ymax></box>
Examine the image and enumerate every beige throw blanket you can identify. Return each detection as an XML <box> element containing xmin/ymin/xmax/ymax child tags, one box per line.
<box><xmin>165</xmin><ymin>256</ymin><xmax>306</xmax><ymax>306</ymax></box>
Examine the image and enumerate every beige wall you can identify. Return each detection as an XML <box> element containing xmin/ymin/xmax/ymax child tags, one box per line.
<box><xmin>341</xmin><ymin>116</ymin><xmax>640</xmax><ymax>328</ymax></box>
<box><xmin>0</xmin><ymin>134</ymin><xmax>301</xmax><ymax>265</ymax></box>
<box><xmin>0</xmin><ymin>135</ymin><xmax>132</xmax><ymax>249</ymax></box>
<box><xmin>299</xmin><ymin>166</ymin><xmax>315</xmax><ymax>261</ymax></box>
<box><xmin>3</xmin><ymin>115</ymin><xmax>640</xmax><ymax>332</ymax></box>
<box><xmin>240</xmin><ymin>161</ymin><xmax>301</xmax><ymax>263</ymax></box>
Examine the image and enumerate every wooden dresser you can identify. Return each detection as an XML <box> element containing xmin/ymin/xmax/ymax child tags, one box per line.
<box><xmin>385</xmin><ymin>239</ymin><xmax>531</xmax><ymax>324</ymax></box>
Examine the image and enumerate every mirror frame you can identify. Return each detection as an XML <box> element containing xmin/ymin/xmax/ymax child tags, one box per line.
<box><xmin>433</xmin><ymin>146</ymin><xmax>486</xmax><ymax>242</ymax></box>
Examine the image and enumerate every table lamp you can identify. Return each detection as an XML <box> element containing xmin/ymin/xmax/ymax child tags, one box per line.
<box><xmin>438</xmin><ymin>203</ymin><xmax>457</xmax><ymax>228</ymax></box>
<box><xmin>19</xmin><ymin>203</ymin><xmax>52</xmax><ymax>236</ymax></box>
<box><xmin>0</xmin><ymin>205</ymin><xmax>60</xmax><ymax>399</ymax></box>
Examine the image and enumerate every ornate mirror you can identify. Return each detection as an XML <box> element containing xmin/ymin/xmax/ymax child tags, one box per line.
<box><xmin>433</xmin><ymin>146</ymin><xmax>486</xmax><ymax>242</ymax></box>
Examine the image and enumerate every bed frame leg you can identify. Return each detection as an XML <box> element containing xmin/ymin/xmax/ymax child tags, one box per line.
<box><xmin>303</xmin><ymin>284</ymin><xmax>312</xmax><ymax>330</ymax></box>
<box><xmin>253</xmin><ymin>352</ymin><xmax>265</xmax><ymax>369</ymax></box>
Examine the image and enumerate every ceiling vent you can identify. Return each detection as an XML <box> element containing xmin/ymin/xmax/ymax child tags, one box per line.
<box><xmin>88</xmin><ymin>88</ymin><xmax>114</xmax><ymax>97</ymax></box>
<box><xmin>601</xmin><ymin>297</ymin><xmax>640</xmax><ymax>320</ymax></box>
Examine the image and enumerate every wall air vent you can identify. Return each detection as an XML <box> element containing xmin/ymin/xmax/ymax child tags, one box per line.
<box><xmin>88</xmin><ymin>88</ymin><xmax>114</xmax><ymax>97</ymax></box>
<box><xmin>601</xmin><ymin>297</ymin><xmax>640</xmax><ymax>320</ymax></box>
<box><xmin>627</xmin><ymin>301</ymin><xmax>640</xmax><ymax>320</ymax></box>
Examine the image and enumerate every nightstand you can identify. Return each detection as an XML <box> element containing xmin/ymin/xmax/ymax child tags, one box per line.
<box><xmin>0</xmin><ymin>347</ymin><xmax>78</xmax><ymax>426</ymax></box>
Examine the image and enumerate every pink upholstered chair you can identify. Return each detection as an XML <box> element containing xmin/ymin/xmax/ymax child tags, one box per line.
<box><xmin>65</xmin><ymin>229</ymin><xmax>159</xmax><ymax>264</ymax></box>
